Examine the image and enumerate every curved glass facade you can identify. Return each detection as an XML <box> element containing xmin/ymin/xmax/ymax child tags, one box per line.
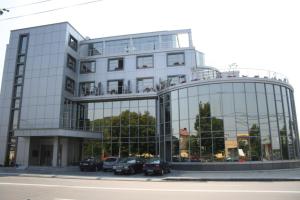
<box><xmin>159</xmin><ymin>81</ymin><xmax>300</xmax><ymax>162</ymax></box>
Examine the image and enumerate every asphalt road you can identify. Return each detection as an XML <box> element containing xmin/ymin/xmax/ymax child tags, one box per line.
<box><xmin>0</xmin><ymin>176</ymin><xmax>299</xmax><ymax>200</ymax></box>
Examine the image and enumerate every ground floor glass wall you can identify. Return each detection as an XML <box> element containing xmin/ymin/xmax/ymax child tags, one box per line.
<box><xmin>64</xmin><ymin>99</ymin><xmax>157</xmax><ymax>159</ymax></box>
<box><xmin>159</xmin><ymin>82</ymin><xmax>300</xmax><ymax>162</ymax></box>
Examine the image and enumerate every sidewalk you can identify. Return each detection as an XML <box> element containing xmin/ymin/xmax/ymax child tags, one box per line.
<box><xmin>0</xmin><ymin>166</ymin><xmax>300</xmax><ymax>181</ymax></box>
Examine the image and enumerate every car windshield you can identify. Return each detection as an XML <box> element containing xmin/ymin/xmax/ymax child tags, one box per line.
<box><xmin>119</xmin><ymin>157</ymin><xmax>136</xmax><ymax>163</ymax></box>
<box><xmin>105</xmin><ymin>158</ymin><xmax>117</xmax><ymax>162</ymax></box>
<box><xmin>146</xmin><ymin>158</ymin><xmax>160</xmax><ymax>164</ymax></box>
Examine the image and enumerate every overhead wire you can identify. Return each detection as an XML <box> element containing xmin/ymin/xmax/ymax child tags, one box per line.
<box><xmin>0</xmin><ymin>0</ymin><xmax>103</xmax><ymax>21</ymax></box>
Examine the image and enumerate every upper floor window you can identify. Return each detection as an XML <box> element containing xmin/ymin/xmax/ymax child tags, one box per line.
<box><xmin>80</xmin><ymin>61</ymin><xmax>96</xmax><ymax>74</ymax></box>
<box><xmin>137</xmin><ymin>77</ymin><xmax>154</xmax><ymax>93</ymax></box>
<box><xmin>105</xmin><ymin>39</ymin><xmax>129</xmax><ymax>54</ymax></box>
<box><xmin>107</xmin><ymin>80</ymin><xmax>124</xmax><ymax>94</ymax></box>
<box><xmin>88</xmin><ymin>42</ymin><xmax>103</xmax><ymax>56</ymax></box>
<box><xmin>18</xmin><ymin>34</ymin><xmax>29</xmax><ymax>54</ymax></box>
<box><xmin>108</xmin><ymin>58</ymin><xmax>124</xmax><ymax>71</ymax></box>
<box><xmin>69</xmin><ymin>35</ymin><xmax>78</xmax><ymax>51</ymax></box>
<box><xmin>65</xmin><ymin>76</ymin><xmax>75</xmax><ymax>94</ymax></box>
<box><xmin>167</xmin><ymin>52</ymin><xmax>185</xmax><ymax>66</ymax></box>
<box><xmin>137</xmin><ymin>55</ymin><xmax>153</xmax><ymax>69</ymax></box>
<box><xmin>67</xmin><ymin>54</ymin><xmax>76</xmax><ymax>72</ymax></box>
<box><xmin>79</xmin><ymin>82</ymin><xmax>96</xmax><ymax>96</ymax></box>
<box><xmin>168</xmin><ymin>75</ymin><xmax>186</xmax><ymax>86</ymax></box>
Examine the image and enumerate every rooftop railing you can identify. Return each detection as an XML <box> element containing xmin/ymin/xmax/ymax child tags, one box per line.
<box><xmin>191</xmin><ymin>67</ymin><xmax>289</xmax><ymax>83</ymax></box>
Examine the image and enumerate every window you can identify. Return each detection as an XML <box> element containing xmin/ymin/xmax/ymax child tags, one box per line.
<box><xmin>105</xmin><ymin>39</ymin><xmax>129</xmax><ymax>54</ymax></box>
<box><xmin>108</xmin><ymin>58</ymin><xmax>124</xmax><ymax>71</ymax></box>
<box><xmin>167</xmin><ymin>75</ymin><xmax>186</xmax><ymax>86</ymax></box>
<box><xmin>107</xmin><ymin>80</ymin><xmax>124</xmax><ymax>94</ymax></box>
<box><xmin>137</xmin><ymin>77</ymin><xmax>154</xmax><ymax>93</ymax></box>
<box><xmin>18</xmin><ymin>35</ymin><xmax>29</xmax><ymax>54</ymax></box>
<box><xmin>167</xmin><ymin>52</ymin><xmax>185</xmax><ymax>66</ymax></box>
<box><xmin>80</xmin><ymin>61</ymin><xmax>96</xmax><ymax>73</ymax></box>
<box><xmin>14</xmin><ymin>86</ymin><xmax>22</xmax><ymax>97</ymax></box>
<box><xmin>68</xmin><ymin>35</ymin><xmax>78</xmax><ymax>51</ymax></box>
<box><xmin>16</xmin><ymin>64</ymin><xmax>24</xmax><ymax>76</ymax></box>
<box><xmin>17</xmin><ymin>55</ymin><xmax>25</xmax><ymax>64</ymax></box>
<box><xmin>79</xmin><ymin>82</ymin><xmax>96</xmax><ymax>96</ymax></box>
<box><xmin>65</xmin><ymin>76</ymin><xmax>75</xmax><ymax>94</ymax></box>
<box><xmin>88</xmin><ymin>42</ymin><xmax>103</xmax><ymax>56</ymax></box>
<box><xmin>67</xmin><ymin>54</ymin><xmax>76</xmax><ymax>71</ymax></box>
<box><xmin>137</xmin><ymin>55</ymin><xmax>153</xmax><ymax>69</ymax></box>
<box><xmin>132</xmin><ymin>36</ymin><xmax>159</xmax><ymax>51</ymax></box>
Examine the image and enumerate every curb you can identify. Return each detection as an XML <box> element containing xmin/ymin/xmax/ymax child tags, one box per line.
<box><xmin>1</xmin><ymin>172</ymin><xmax>300</xmax><ymax>182</ymax></box>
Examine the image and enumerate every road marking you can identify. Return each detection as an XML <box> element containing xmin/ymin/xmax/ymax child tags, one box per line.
<box><xmin>54</xmin><ymin>198</ymin><xmax>76</xmax><ymax>200</ymax></box>
<box><xmin>0</xmin><ymin>182</ymin><xmax>299</xmax><ymax>194</ymax></box>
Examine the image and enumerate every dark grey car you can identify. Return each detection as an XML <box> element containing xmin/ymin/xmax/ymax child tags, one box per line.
<box><xmin>103</xmin><ymin>157</ymin><xmax>119</xmax><ymax>171</ymax></box>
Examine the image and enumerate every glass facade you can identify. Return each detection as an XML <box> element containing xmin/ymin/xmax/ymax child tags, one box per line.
<box><xmin>63</xmin><ymin>99</ymin><xmax>157</xmax><ymax>159</ymax></box>
<box><xmin>159</xmin><ymin>82</ymin><xmax>300</xmax><ymax>162</ymax></box>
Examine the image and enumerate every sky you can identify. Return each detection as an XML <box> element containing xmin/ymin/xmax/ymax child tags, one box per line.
<box><xmin>0</xmin><ymin>0</ymin><xmax>300</xmax><ymax>124</ymax></box>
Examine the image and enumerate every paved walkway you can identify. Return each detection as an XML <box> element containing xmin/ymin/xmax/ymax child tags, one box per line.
<box><xmin>0</xmin><ymin>166</ymin><xmax>300</xmax><ymax>181</ymax></box>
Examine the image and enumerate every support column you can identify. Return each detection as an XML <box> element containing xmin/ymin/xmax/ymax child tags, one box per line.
<box><xmin>16</xmin><ymin>137</ymin><xmax>30</xmax><ymax>167</ymax></box>
<box><xmin>52</xmin><ymin>137</ymin><xmax>58</xmax><ymax>167</ymax></box>
<box><xmin>61</xmin><ymin>138</ymin><xmax>68</xmax><ymax>167</ymax></box>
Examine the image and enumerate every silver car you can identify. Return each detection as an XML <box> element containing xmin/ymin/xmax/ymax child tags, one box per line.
<box><xmin>103</xmin><ymin>157</ymin><xmax>119</xmax><ymax>171</ymax></box>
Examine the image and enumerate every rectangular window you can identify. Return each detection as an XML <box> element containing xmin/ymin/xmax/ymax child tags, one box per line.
<box><xmin>79</xmin><ymin>82</ymin><xmax>96</xmax><ymax>96</ymax></box>
<box><xmin>136</xmin><ymin>77</ymin><xmax>154</xmax><ymax>93</ymax></box>
<box><xmin>108</xmin><ymin>58</ymin><xmax>124</xmax><ymax>71</ymax></box>
<box><xmin>15</xmin><ymin>77</ymin><xmax>23</xmax><ymax>85</ymax></box>
<box><xmin>17</xmin><ymin>55</ymin><xmax>25</xmax><ymax>64</ymax></box>
<box><xmin>18</xmin><ymin>35</ymin><xmax>29</xmax><ymax>54</ymax></box>
<box><xmin>13</xmin><ymin>99</ymin><xmax>21</xmax><ymax>109</ymax></box>
<box><xmin>80</xmin><ymin>61</ymin><xmax>96</xmax><ymax>73</ymax></box>
<box><xmin>68</xmin><ymin>35</ymin><xmax>78</xmax><ymax>51</ymax></box>
<box><xmin>137</xmin><ymin>55</ymin><xmax>153</xmax><ymax>69</ymax></box>
<box><xmin>107</xmin><ymin>80</ymin><xmax>124</xmax><ymax>94</ymax></box>
<box><xmin>167</xmin><ymin>52</ymin><xmax>185</xmax><ymax>66</ymax></box>
<box><xmin>65</xmin><ymin>76</ymin><xmax>75</xmax><ymax>94</ymax></box>
<box><xmin>14</xmin><ymin>86</ymin><xmax>22</xmax><ymax>98</ymax></box>
<box><xmin>167</xmin><ymin>75</ymin><xmax>186</xmax><ymax>86</ymax></box>
<box><xmin>16</xmin><ymin>64</ymin><xmax>24</xmax><ymax>76</ymax></box>
<box><xmin>67</xmin><ymin>54</ymin><xmax>76</xmax><ymax>71</ymax></box>
<box><xmin>88</xmin><ymin>42</ymin><xmax>103</xmax><ymax>56</ymax></box>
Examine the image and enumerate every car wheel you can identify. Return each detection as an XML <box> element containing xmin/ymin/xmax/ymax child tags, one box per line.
<box><xmin>144</xmin><ymin>172</ymin><xmax>148</xmax><ymax>176</ymax></box>
<box><xmin>80</xmin><ymin>168</ymin><xmax>84</xmax><ymax>172</ymax></box>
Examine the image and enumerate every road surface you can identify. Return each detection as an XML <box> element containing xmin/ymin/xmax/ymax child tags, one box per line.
<box><xmin>0</xmin><ymin>176</ymin><xmax>299</xmax><ymax>200</ymax></box>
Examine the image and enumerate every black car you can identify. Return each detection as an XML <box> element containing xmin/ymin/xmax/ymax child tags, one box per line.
<box><xmin>113</xmin><ymin>157</ymin><xmax>144</xmax><ymax>175</ymax></box>
<box><xmin>79</xmin><ymin>157</ymin><xmax>103</xmax><ymax>172</ymax></box>
<box><xmin>143</xmin><ymin>158</ymin><xmax>171</xmax><ymax>175</ymax></box>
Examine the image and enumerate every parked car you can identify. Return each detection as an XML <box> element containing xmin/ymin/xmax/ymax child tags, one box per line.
<box><xmin>79</xmin><ymin>157</ymin><xmax>103</xmax><ymax>172</ymax></box>
<box><xmin>113</xmin><ymin>157</ymin><xmax>144</xmax><ymax>175</ymax></box>
<box><xmin>103</xmin><ymin>157</ymin><xmax>119</xmax><ymax>171</ymax></box>
<box><xmin>143</xmin><ymin>158</ymin><xmax>171</xmax><ymax>176</ymax></box>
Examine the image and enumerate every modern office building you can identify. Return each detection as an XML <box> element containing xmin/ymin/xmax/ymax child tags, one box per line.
<box><xmin>0</xmin><ymin>22</ymin><xmax>299</xmax><ymax>169</ymax></box>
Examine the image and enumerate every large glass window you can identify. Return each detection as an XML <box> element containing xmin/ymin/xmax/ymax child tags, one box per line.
<box><xmin>137</xmin><ymin>55</ymin><xmax>153</xmax><ymax>69</ymax></box>
<box><xmin>16</xmin><ymin>64</ymin><xmax>24</xmax><ymax>76</ymax></box>
<box><xmin>65</xmin><ymin>76</ymin><xmax>75</xmax><ymax>94</ymax></box>
<box><xmin>80</xmin><ymin>61</ymin><xmax>95</xmax><ymax>73</ymax></box>
<box><xmin>133</xmin><ymin>36</ymin><xmax>159</xmax><ymax>51</ymax></box>
<box><xmin>105</xmin><ymin>39</ymin><xmax>129</xmax><ymax>54</ymax></box>
<box><xmin>79</xmin><ymin>82</ymin><xmax>96</xmax><ymax>96</ymax></box>
<box><xmin>88</xmin><ymin>42</ymin><xmax>103</xmax><ymax>56</ymax></box>
<box><xmin>69</xmin><ymin>35</ymin><xmax>78</xmax><ymax>51</ymax></box>
<box><xmin>108</xmin><ymin>58</ymin><xmax>124</xmax><ymax>71</ymax></box>
<box><xmin>167</xmin><ymin>52</ymin><xmax>185</xmax><ymax>66</ymax></box>
<box><xmin>18</xmin><ymin>35</ymin><xmax>29</xmax><ymax>54</ymax></box>
<box><xmin>67</xmin><ymin>54</ymin><xmax>76</xmax><ymax>72</ymax></box>
<box><xmin>167</xmin><ymin>75</ymin><xmax>186</xmax><ymax>86</ymax></box>
<box><xmin>137</xmin><ymin>77</ymin><xmax>154</xmax><ymax>93</ymax></box>
<box><xmin>107</xmin><ymin>80</ymin><xmax>124</xmax><ymax>94</ymax></box>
